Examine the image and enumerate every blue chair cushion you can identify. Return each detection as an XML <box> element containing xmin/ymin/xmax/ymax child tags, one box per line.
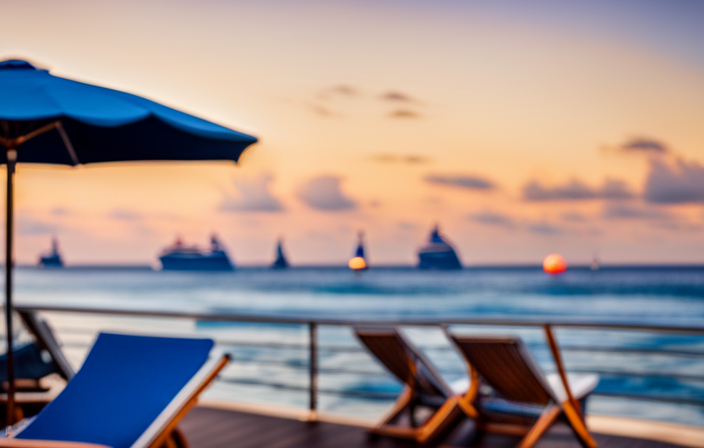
<box><xmin>0</xmin><ymin>342</ymin><xmax>59</xmax><ymax>383</ymax></box>
<box><xmin>17</xmin><ymin>333</ymin><xmax>213</xmax><ymax>448</ymax></box>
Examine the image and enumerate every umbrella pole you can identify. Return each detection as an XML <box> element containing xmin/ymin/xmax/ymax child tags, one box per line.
<box><xmin>4</xmin><ymin>149</ymin><xmax>15</xmax><ymax>427</ymax></box>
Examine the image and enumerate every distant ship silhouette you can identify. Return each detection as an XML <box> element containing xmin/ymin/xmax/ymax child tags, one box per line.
<box><xmin>159</xmin><ymin>234</ymin><xmax>234</xmax><ymax>271</ymax></box>
<box><xmin>38</xmin><ymin>237</ymin><xmax>63</xmax><ymax>268</ymax></box>
<box><xmin>417</xmin><ymin>225</ymin><xmax>462</xmax><ymax>269</ymax></box>
<box><xmin>591</xmin><ymin>253</ymin><xmax>601</xmax><ymax>271</ymax></box>
<box><xmin>348</xmin><ymin>231</ymin><xmax>368</xmax><ymax>271</ymax></box>
<box><xmin>272</xmin><ymin>239</ymin><xmax>289</xmax><ymax>269</ymax></box>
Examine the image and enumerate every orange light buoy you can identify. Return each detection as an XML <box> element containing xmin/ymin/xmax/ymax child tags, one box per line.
<box><xmin>348</xmin><ymin>256</ymin><xmax>367</xmax><ymax>271</ymax></box>
<box><xmin>543</xmin><ymin>254</ymin><xmax>567</xmax><ymax>275</ymax></box>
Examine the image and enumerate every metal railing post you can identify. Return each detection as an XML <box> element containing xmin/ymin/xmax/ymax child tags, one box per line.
<box><xmin>308</xmin><ymin>322</ymin><xmax>318</xmax><ymax>421</ymax></box>
<box><xmin>4</xmin><ymin>149</ymin><xmax>16</xmax><ymax>427</ymax></box>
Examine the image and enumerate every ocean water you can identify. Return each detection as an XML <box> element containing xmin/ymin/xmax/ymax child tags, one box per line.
<box><xmin>8</xmin><ymin>265</ymin><xmax>704</xmax><ymax>427</ymax></box>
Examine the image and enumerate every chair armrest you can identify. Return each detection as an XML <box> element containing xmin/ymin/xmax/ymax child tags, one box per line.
<box><xmin>0</xmin><ymin>439</ymin><xmax>110</xmax><ymax>448</ymax></box>
<box><xmin>543</xmin><ymin>325</ymin><xmax>583</xmax><ymax>418</ymax></box>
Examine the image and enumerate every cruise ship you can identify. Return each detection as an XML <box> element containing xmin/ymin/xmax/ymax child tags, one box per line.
<box><xmin>159</xmin><ymin>235</ymin><xmax>234</xmax><ymax>271</ymax></box>
<box><xmin>38</xmin><ymin>237</ymin><xmax>64</xmax><ymax>268</ymax></box>
<box><xmin>417</xmin><ymin>225</ymin><xmax>462</xmax><ymax>269</ymax></box>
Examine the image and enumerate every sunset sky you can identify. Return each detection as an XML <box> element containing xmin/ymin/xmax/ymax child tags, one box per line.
<box><xmin>2</xmin><ymin>0</ymin><xmax>704</xmax><ymax>265</ymax></box>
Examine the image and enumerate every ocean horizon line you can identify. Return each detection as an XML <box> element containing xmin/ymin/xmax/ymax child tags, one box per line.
<box><xmin>13</xmin><ymin>263</ymin><xmax>704</xmax><ymax>270</ymax></box>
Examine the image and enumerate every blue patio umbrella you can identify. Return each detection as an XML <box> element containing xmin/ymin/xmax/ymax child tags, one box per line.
<box><xmin>0</xmin><ymin>59</ymin><xmax>258</xmax><ymax>423</ymax></box>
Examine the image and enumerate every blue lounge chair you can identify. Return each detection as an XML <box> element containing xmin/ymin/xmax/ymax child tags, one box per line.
<box><xmin>0</xmin><ymin>342</ymin><xmax>60</xmax><ymax>388</ymax></box>
<box><xmin>2</xmin><ymin>333</ymin><xmax>229</xmax><ymax>448</ymax></box>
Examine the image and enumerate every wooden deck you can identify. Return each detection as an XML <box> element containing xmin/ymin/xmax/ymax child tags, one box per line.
<box><xmin>178</xmin><ymin>405</ymin><xmax>689</xmax><ymax>448</ymax></box>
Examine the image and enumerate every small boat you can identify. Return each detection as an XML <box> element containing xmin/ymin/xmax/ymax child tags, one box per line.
<box><xmin>348</xmin><ymin>232</ymin><xmax>368</xmax><ymax>271</ymax></box>
<box><xmin>159</xmin><ymin>234</ymin><xmax>234</xmax><ymax>271</ymax></box>
<box><xmin>417</xmin><ymin>225</ymin><xmax>462</xmax><ymax>269</ymax></box>
<box><xmin>272</xmin><ymin>239</ymin><xmax>289</xmax><ymax>269</ymax></box>
<box><xmin>591</xmin><ymin>253</ymin><xmax>601</xmax><ymax>271</ymax></box>
<box><xmin>38</xmin><ymin>237</ymin><xmax>64</xmax><ymax>268</ymax></box>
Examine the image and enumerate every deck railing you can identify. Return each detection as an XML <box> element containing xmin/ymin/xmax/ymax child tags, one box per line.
<box><xmin>14</xmin><ymin>304</ymin><xmax>704</xmax><ymax>418</ymax></box>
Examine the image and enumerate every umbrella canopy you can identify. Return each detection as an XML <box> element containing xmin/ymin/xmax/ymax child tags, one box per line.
<box><xmin>0</xmin><ymin>59</ymin><xmax>258</xmax><ymax>424</ymax></box>
<box><xmin>0</xmin><ymin>59</ymin><xmax>257</xmax><ymax>164</ymax></box>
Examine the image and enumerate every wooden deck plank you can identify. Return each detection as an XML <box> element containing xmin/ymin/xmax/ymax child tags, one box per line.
<box><xmin>178</xmin><ymin>406</ymin><xmax>691</xmax><ymax>448</ymax></box>
<box><xmin>180</xmin><ymin>408</ymin><xmax>303</xmax><ymax>448</ymax></box>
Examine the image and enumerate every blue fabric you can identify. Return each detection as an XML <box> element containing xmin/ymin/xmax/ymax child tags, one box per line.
<box><xmin>16</xmin><ymin>333</ymin><xmax>214</xmax><ymax>448</ymax></box>
<box><xmin>0</xmin><ymin>60</ymin><xmax>257</xmax><ymax>164</ymax></box>
<box><xmin>479</xmin><ymin>397</ymin><xmax>545</xmax><ymax>418</ymax></box>
<box><xmin>0</xmin><ymin>343</ymin><xmax>59</xmax><ymax>382</ymax></box>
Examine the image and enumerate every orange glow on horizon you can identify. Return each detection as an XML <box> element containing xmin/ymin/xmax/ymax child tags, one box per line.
<box><xmin>348</xmin><ymin>256</ymin><xmax>367</xmax><ymax>270</ymax></box>
<box><xmin>543</xmin><ymin>254</ymin><xmax>567</xmax><ymax>275</ymax></box>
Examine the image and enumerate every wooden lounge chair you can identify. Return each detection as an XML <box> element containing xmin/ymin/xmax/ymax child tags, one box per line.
<box><xmin>0</xmin><ymin>342</ymin><xmax>61</xmax><ymax>391</ymax></box>
<box><xmin>0</xmin><ymin>311</ymin><xmax>87</xmax><ymax>425</ymax></box>
<box><xmin>445</xmin><ymin>327</ymin><xmax>599</xmax><ymax>448</ymax></box>
<box><xmin>0</xmin><ymin>339</ymin><xmax>68</xmax><ymax>423</ymax></box>
<box><xmin>354</xmin><ymin>328</ymin><xmax>464</xmax><ymax>443</ymax></box>
<box><xmin>1</xmin><ymin>332</ymin><xmax>230</xmax><ymax>448</ymax></box>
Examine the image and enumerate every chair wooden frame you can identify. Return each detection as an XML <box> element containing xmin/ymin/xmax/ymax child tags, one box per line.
<box><xmin>0</xmin><ymin>312</ymin><xmax>75</xmax><ymax>424</ymax></box>
<box><xmin>140</xmin><ymin>353</ymin><xmax>230</xmax><ymax>448</ymax></box>
<box><xmin>354</xmin><ymin>328</ymin><xmax>464</xmax><ymax>444</ymax></box>
<box><xmin>445</xmin><ymin>325</ymin><xmax>598</xmax><ymax>448</ymax></box>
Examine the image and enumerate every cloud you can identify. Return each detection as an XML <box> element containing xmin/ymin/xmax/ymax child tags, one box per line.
<box><xmin>389</xmin><ymin>109</ymin><xmax>421</xmax><ymax>119</ymax></box>
<box><xmin>652</xmin><ymin>221</ymin><xmax>703</xmax><ymax>232</ymax></box>
<box><xmin>379</xmin><ymin>91</ymin><xmax>417</xmax><ymax>103</ymax></box>
<box><xmin>397</xmin><ymin>221</ymin><xmax>418</xmax><ymax>231</ymax></box>
<box><xmin>561</xmin><ymin>211</ymin><xmax>587</xmax><ymax>222</ymax></box>
<box><xmin>467</xmin><ymin>211</ymin><xmax>594</xmax><ymax>235</ymax></box>
<box><xmin>50</xmin><ymin>207</ymin><xmax>70</xmax><ymax>216</ymax></box>
<box><xmin>133</xmin><ymin>224</ymin><xmax>156</xmax><ymax>236</ymax></box>
<box><xmin>643</xmin><ymin>158</ymin><xmax>704</xmax><ymax>204</ymax></box>
<box><xmin>527</xmin><ymin>222</ymin><xmax>562</xmax><ymax>235</ymax></box>
<box><xmin>466</xmin><ymin>211</ymin><xmax>579</xmax><ymax>235</ymax></box>
<box><xmin>600</xmin><ymin>203</ymin><xmax>703</xmax><ymax>231</ymax></box>
<box><xmin>308</xmin><ymin>85</ymin><xmax>359</xmax><ymax>116</ymax></box>
<box><xmin>221</xmin><ymin>174</ymin><xmax>285</xmax><ymax>212</ymax></box>
<box><xmin>18</xmin><ymin>217</ymin><xmax>59</xmax><ymax>235</ymax></box>
<box><xmin>424</xmin><ymin>195</ymin><xmax>444</xmax><ymax>205</ymax></box>
<box><xmin>601</xmin><ymin>203</ymin><xmax>672</xmax><ymax>220</ymax></box>
<box><xmin>425</xmin><ymin>174</ymin><xmax>497</xmax><ymax>191</ymax></box>
<box><xmin>153</xmin><ymin>212</ymin><xmax>181</xmax><ymax>221</ymax></box>
<box><xmin>523</xmin><ymin>178</ymin><xmax>634</xmax><ymax>201</ymax></box>
<box><xmin>109</xmin><ymin>208</ymin><xmax>142</xmax><ymax>221</ymax></box>
<box><xmin>331</xmin><ymin>85</ymin><xmax>358</xmax><ymax>96</ymax></box>
<box><xmin>308</xmin><ymin>103</ymin><xmax>340</xmax><ymax>118</ymax></box>
<box><xmin>468</xmin><ymin>211</ymin><xmax>515</xmax><ymax>228</ymax></box>
<box><xmin>619</xmin><ymin>137</ymin><xmax>669</xmax><ymax>154</ymax></box>
<box><xmin>319</xmin><ymin>85</ymin><xmax>358</xmax><ymax>100</ymax></box>
<box><xmin>372</xmin><ymin>154</ymin><xmax>431</xmax><ymax>164</ymax></box>
<box><xmin>297</xmin><ymin>176</ymin><xmax>356</xmax><ymax>211</ymax></box>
